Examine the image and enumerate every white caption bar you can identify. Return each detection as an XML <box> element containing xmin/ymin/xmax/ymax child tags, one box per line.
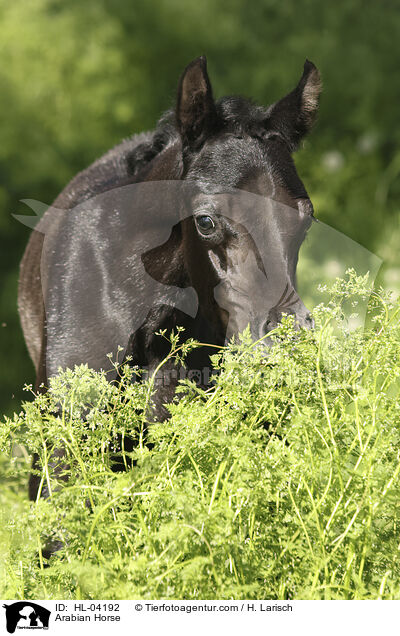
<box><xmin>1</xmin><ymin>599</ymin><xmax>397</xmax><ymax>636</ymax></box>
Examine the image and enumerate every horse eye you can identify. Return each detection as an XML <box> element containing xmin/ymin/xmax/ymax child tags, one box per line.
<box><xmin>195</xmin><ymin>215</ymin><xmax>216</xmax><ymax>236</ymax></box>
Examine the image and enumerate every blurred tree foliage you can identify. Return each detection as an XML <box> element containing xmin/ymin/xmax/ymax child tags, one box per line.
<box><xmin>0</xmin><ymin>0</ymin><xmax>399</xmax><ymax>416</ymax></box>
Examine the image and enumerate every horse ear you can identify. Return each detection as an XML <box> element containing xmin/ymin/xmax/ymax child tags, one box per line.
<box><xmin>176</xmin><ymin>56</ymin><xmax>218</xmax><ymax>150</ymax></box>
<box><xmin>265</xmin><ymin>60</ymin><xmax>321</xmax><ymax>151</ymax></box>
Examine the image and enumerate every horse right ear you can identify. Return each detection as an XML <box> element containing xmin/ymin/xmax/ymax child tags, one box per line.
<box><xmin>176</xmin><ymin>56</ymin><xmax>218</xmax><ymax>151</ymax></box>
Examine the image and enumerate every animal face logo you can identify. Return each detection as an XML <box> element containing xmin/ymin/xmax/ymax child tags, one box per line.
<box><xmin>15</xmin><ymin>182</ymin><xmax>381</xmax><ymax>379</ymax></box>
<box><xmin>3</xmin><ymin>602</ymin><xmax>50</xmax><ymax>633</ymax></box>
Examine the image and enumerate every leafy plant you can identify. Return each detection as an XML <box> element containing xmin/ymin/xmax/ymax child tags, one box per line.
<box><xmin>1</xmin><ymin>271</ymin><xmax>400</xmax><ymax>600</ymax></box>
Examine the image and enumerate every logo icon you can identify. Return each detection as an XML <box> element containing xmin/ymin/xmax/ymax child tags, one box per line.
<box><xmin>3</xmin><ymin>602</ymin><xmax>51</xmax><ymax>634</ymax></box>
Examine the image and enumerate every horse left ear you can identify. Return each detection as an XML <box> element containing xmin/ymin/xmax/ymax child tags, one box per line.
<box><xmin>265</xmin><ymin>60</ymin><xmax>322</xmax><ymax>151</ymax></box>
<box><xmin>176</xmin><ymin>56</ymin><xmax>218</xmax><ymax>151</ymax></box>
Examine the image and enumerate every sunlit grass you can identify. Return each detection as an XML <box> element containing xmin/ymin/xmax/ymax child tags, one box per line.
<box><xmin>1</xmin><ymin>270</ymin><xmax>400</xmax><ymax>600</ymax></box>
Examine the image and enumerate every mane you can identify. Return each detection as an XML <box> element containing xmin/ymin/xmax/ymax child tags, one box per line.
<box><xmin>125</xmin><ymin>110</ymin><xmax>178</xmax><ymax>178</ymax></box>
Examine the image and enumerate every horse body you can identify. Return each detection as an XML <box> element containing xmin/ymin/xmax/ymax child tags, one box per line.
<box><xmin>19</xmin><ymin>55</ymin><xmax>321</xmax><ymax>427</ymax></box>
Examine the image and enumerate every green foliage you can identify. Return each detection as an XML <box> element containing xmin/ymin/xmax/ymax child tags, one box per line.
<box><xmin>1</xmin><ymin>0</ymin><xmax>400</xmax><ymax>416</ymax></box>
<box><xmin>1</xmin><ymin>272</ymin><xmax>400</xmax><ymax>600</ymax></box>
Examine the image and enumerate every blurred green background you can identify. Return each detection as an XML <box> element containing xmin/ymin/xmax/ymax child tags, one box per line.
<box><xmin>1</xmin><ymin>0</ymin><xmax>400</xmax><ymax>417</ymax></box>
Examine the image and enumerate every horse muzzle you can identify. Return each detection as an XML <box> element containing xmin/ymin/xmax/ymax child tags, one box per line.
<box><xmin>262</xmin><ymin>304</ymin><xmax>314</xmax><ymax>335</ymax></box>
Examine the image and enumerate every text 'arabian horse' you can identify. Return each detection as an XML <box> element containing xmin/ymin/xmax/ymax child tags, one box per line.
<box><xmin>19</xmin><ymin>56</ymin><xmax>321</xmax><ymax>501</ymax></box>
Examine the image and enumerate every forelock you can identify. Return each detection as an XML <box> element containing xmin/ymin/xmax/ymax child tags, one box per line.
<box><xmin>186</xmin><ymin>135</ymin><xmax>266</xmax><ymax>187</ymax></box>
<box><xmin>215</xmin><ymin>96</ymin><xmax>269</xmax><ymax>138</ymax></box>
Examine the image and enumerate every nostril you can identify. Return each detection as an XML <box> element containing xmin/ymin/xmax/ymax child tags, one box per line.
<box><xmin>263</xmin><ymin>318</ymin><xmax>275</xmax><ymax>334</ymax></box>
<box><xmin>305</xmin><ymin>313</ymin><xmax>315</xmax><ymax>329</ymax></box>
